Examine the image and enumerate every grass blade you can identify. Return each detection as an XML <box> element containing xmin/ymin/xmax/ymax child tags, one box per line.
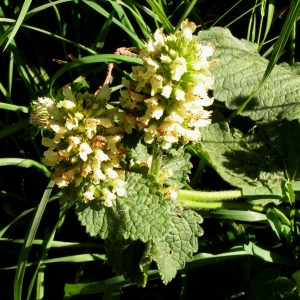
<box><xmin>0</xmin><ymin>118</ymin><xmax>30</xmax><ymax>139</ymax></box>
<box><xmin>50</xmin><ymin>54</ymin><xmax>142</xmax><ymax>91</ymax></box>
<box><xmin>0</xmin><ymin>102</ymin><xmax>28</xmax><ymax>113</ymax></box>
<box><xmin>145</xmin><ymin>0</ymin><xmax>173</xmax><ymax>34</ymax></box>
<box><xmin>0</xmin><ymin>158</ymin><xmax>51</xmax><ymax>177</ymax></box>
<box><xmin>13</xmin><ymin>180</ymin><xmax>54</xmax><ymax>300</ymax></box>
<box><xmin>83</xmin><ymin>0</ymin><xmax>144</xmax><ymax>47</ymax></box>
<box><xmin>2</xmin><ymin>0</ymin><xmax>32</xmax><ymax>51</ymax></box>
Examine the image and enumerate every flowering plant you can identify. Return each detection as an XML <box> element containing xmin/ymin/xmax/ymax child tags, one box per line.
<box><xmin>31</xmin><ymin>20</ymin><xmax>215</xmax><ymax>285</ymax></box>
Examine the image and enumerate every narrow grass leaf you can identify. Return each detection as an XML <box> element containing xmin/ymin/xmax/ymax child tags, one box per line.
<box><xmin>0</xmin><ymin>103</ymin><xmax>28</xmax><ymax>113</ymax></box>
<box><xmin>184</xmin><ymin>247</ymin><xmax>250</xmax><ymax>271</ymax></box>
<box><xmin>1</xmin><ymin>254</ymin><xmax>106</xmax><ymax>270</ymax></box>
<box><xmin>0</xmin><ymin>118</ymin><xmax>30</xmax><ymax>139</ymax></box>
<box><xmin>0</xmin><ymin>208</ymin><xmax>36</xmax><ymax>238</ymax></box>
<box><xmin>83</xmin><ymin>0</ymin><xmax>144</xmax><ymax>47</ymax></box>
<box><xmin>2</xmin><ymin>0</ymin><xmax>32</xmax><ymax>51</ymax></box>
<box><xmin>211</xmin><ymin>0</ymin><xmax>243</xmax><ymax>28</ymax></box>
<box><xmin>64</xmin><ymin>270</ymin><xmax>160</xmax><ymax>295</ymax></box>
<box><xmin>22</xmin><ymin>24</ymin><xmax>97</xmax><ymax>55</ymax></box>
<box><xmin>13</xmin><ymin>180</ymin><xmax>54</xmax><ymax>300</ymax></box>
<box><xmin>0</xmin><ymin>158</ymin><xmax>51</xmax><ymax>177</ymax></box>
<box><xmin>50</xmin><ymin>54</ymin><xmax>142</xmax><ymax>90</ymax></box>
<box><xmin>0</xmin><ymin>195</ymin><xmax>60</xmax><ymax>238</ymax></box>
<box><xmin>145</xmin><ymin>0</ymin><xmax>173</xmax><ymax>34</ymax></box>
<box><xmin>202</xmin><ymin>209</ymin><xmax>267</xmax><ymax>222</ymax></box>
<box><xmin>258</xmin><ymin>0</ymin><xmax>275</xmax><ymax>50</ymax></box>
<box><xmin>92</xmin><ymin>10</ymin><xmax>114</xmax><ymax>53</ymax></box>
<box><xmin>244</xmin><ymin>241</ymin><xmax>300</xmax><ymax>266</ymax></box>
<box><xmin>0</xmin><ymin>238</ymin><xmax>104</xmax><ymax>248</ymax></box>
<box><xmin>26</xmin><ymin>204</ymin><xmax>70</xmax><ymax>300</ymax></box>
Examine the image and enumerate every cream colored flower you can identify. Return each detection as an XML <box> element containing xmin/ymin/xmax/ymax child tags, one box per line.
<box><xmin>79</xmin><ymin>143</ymin><xmax>93</xmax><ymax>161</ymax></box>
<box><xmin>101</xmin><ymin>188</ymin><xmax>116</xmax><ymax>207</ymax></box>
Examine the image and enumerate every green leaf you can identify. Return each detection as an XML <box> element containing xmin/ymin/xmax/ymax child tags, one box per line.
<box><xmin>247</xmin><ymin>268</ymin><xmax>298</xmax><ymax>300</ymax></box>
<box><xmin>104</xmin><ymin>239</ymin><xmax>149</xmax><ymax>287</ymax></box>
<box><xmin>103</xmin><ymin>201</ymin><xmax>203</xmax><ymax>286</ymax></box>
<box><xmin>198</xmin><ymin>27</ymin><xmax>300</xmax><ymax>121</ymax></box>
<box><xmin>151</xmin><ymin>204</ymin><xmax>203</xmax><ymax>284</ymax></box>
<box><xmin>76</xmin><ymin>171</ymin><xmax>170</xmax><ymax>242</ymax></box>
<box><xmin>195</xmin><ymin>112</ymin><xmax>300</xmax><ymax>199</ymax></box>
<box><xmin>162</xmin><ymin>146</ymin><xmax>192</xmax><ymax>188</ymax></box>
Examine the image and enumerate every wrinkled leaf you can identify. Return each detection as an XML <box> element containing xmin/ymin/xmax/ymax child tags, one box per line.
<box><xmin>195</xmin><ymin>112</ymin><xmax>300</xmax><ymax>200</ymax></box>
<box><xmin>198</xmin><ymin>27</ymin><xmax>300</xmax><ymax>121</ymax></box>
<box><xmin>76</xmin><ymin>171</ymin><xmax>170</xmax><ymax>242</ymax></box>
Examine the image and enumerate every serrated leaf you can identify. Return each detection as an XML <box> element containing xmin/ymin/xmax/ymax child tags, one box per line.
<box><xmin>151</xmin><ymin>204</ymin><xmax>203</xmax><ymax>284</ymax></box>
<box><xmin>247</xmin><ymin>268</ymin><xmax>298</xmax><ymax>300</ymax></box>
<box><xmin>102</xmin><ymin>201</ymin><xmax>203</xmax><ymax>286</ymax></box>
<box><xmin>76</xmin><ymin>171</ymin><xmax>170</xmax><ymax>242</ymax></box>
<box><xmin>162</xmin><ymin>147</ymin><xmax>192</xmax><ymax>188</ymax></box>
<box><xmin>195</xmin><ymin>112</ymin><xmax>300</xmax><ymax>199</ymax></box>
<box><xmin>198</xmin><ymin>27</ymin><xmax>300</xmax><ymax>121</ymax></box>
<box><xmin>104</xmin><ymin>239</ymin><xmax>148</xmax><ymax>287</ymax></box>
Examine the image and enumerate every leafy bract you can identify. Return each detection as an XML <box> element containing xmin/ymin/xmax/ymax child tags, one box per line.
<box><xmin>76</xmin><ymin>171</ymin><xmax>170</xmax><ymax>242</ymax></box>
<box><xmin>198</xmin><ymin>27</ymin><xmax>300</xmax><ymax>121</ymax></box>
<box><xmin>247</xmin><ymin>268</ymin><xmax>298</xmax><ymax>300</ymax></box>
<box><xmin>195</xmin><ymin>112</ymin><xmax>300</xmax><ymax>199</ymax></box>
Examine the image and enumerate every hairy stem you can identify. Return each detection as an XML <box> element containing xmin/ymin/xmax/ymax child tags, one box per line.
<box><xmin>178</xmin><ymin>189</ymin><xmax>242</xmax><ymax>201</ymax></box>
<box><xmin>179</xmin><ymin>199</ymin><xmax>265</xmax><ymax>212</ymax></box>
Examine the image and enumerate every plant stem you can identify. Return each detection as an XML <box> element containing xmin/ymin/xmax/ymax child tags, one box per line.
<box><xmin>178</xmin><ymin>189</ymin><xmax>242</xmax><ymax>201</ymax></box>
<box><xmin>149</xmin><ymin>142</ymin><xmax>162</xmax><ymax>177</ymax></box>
<box><xmin>179</xmin><ymin>199</ymin><xmax>265</xmax><ymax>212</ymax></box>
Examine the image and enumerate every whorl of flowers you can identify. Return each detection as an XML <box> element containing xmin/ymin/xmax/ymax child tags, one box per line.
<box><xmin>119</xmin><ymin>19</ymin><xmax>216</xmax><ymax>149</ymax></box>
<box><xmin>32</xmin><ymin>85</ymin><xmax>126</xmax><ymax>207</ymax></box>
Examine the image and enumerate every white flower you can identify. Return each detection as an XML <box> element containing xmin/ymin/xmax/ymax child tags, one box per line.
<box><xmin>151</xmin><ymin>105</ymin><xmax>164</xmax><ymax>120</ymax></box>
<box><xmin>83</xmin><ymin>185</ymin><xmax>95</xmax><ymax>202</ymax></box>
<box><xmin>38</xmin><ymin>97</ymin><xmax>54</xmax><ymax>107</ymax></box>
<box><xmin>53</xmin><ymin>177</ymin><xmax>68</xmax><ymax>188</ymax></box>
<box><xmin>177</xmin><ymin>19</ymin><xmax>196</xmax><ymax>40</ymax></box>
<box><xmin>79</xmin><ymin>143</ymin><xmax>93</xmax><ymax>161</ymax></box>
<box><xmin>170</xmin><ymin>57</ymin><xmax>187</xmax><ymax>81</ymax></box>
<box><xmin>150</xmin><ymin>74</ymin><xmax>163</xmax><ymax>96</ymax></box>
<box><xmin>49</xmin><ymin>122</ymin><xmax>68</xmax><ymax>134</ymax></box>
<box><xmin>59</xmin><ymin>100</ymin><xmax>76</xmax><ymax>110</ymax></box>
<box><xmin>174</xmin><ymin>88</ymin><xmax>185</xmax><ymax>101</ymax></box>
<box><xmin>65</xmin><ymin>116</ymin><xmax>79</xmax><ymax>130</ymax></box>
<box><xmin>144</xmin><ymin>124</ymin><xmax>158</xmax><ymax>144</ymax></box>
<box><xmin>161</xmin><ymin>85</ymin><xmax>172</xmax><ymax>98</ymax></box>
<box><xmin>94</xmin><ymin>149</ymin><xmax>109</xmax><ymax>162</ymax></box>
<box><xmin>101</xmin><ymin>188</ymin><xmax>116</xmax><ymax>207</ymax></box>
<box><xmin>110</xmin><ymin>178</ymin><xmax>126</xmax><ymax>197</ymax></box>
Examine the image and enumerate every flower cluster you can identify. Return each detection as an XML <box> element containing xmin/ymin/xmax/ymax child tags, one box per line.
<box><xmin>119</xmin><ymin>19</ymin><xmax>216</xmax><ymax>149</ymax></box>
<box><xmin>32</xmin><ymin>85</ymin><xmax>126</xmax><ymax>207</ymax></box>
<box><xmin>31</xmin><ymin>19</ymin><xmax>216</xmax><ymax>207</ymax></box>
